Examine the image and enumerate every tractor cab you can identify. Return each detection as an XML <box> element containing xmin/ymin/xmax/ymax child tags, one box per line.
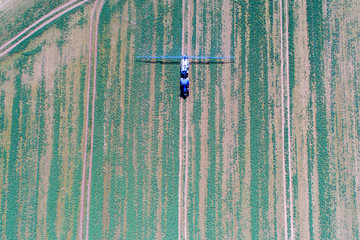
<box><xmin>181</xmin><ymin>70</ymin><xmax>188</xmax><ymax>79</ymax></box>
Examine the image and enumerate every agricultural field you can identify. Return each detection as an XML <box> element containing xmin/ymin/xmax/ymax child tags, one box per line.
<box><xmin>0</xmin><ymin>0</ymin><xmax>359</xmax><ymax>239</ymax></box>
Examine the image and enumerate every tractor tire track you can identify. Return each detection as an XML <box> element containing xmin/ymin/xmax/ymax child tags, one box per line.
<box><xmin>0</xmin><ymin>0</ymin><xmax>81</xmax><ymax>52</ymax></box>
<box><xmin>279</xmin><ymin>0</ymin><xmax>288</xmax><ymax>238</ymax></box>
<box><xmin>184</xmin><ymin>0</ymin><xmax>192</xmax><ymax>238</ymax></box>
<box><xmin>85</xmin><ymin>0</ymin><xmax>106</xmax><ymax>239</ymax></box>
<box><xmin>285</xmin><ymin>0</ymin><xmax>294</xmax><ymax>238</ymax></box>
<box><xmin>178</xmin><ymin>100</ymin><xmax>184</xmax><ymax>240</ymax></box>
<box><xmin>0</xmin><ymin>0</ymin><xmax>89</xmax><ymax>59</ymax></box>
<box><xmin>184</xmin><ymin>101</ymin><xmax>189</xmax><ymax>240</ymax></box>
<box><xmin>78</xmin><ymin>0</ymin><xmax>99</xmax><ymax>239</ymax></box>
<box><xmin>179</xmin><ymin>0</ymin><xmax>186</xmax><ymax>239</ymax></box>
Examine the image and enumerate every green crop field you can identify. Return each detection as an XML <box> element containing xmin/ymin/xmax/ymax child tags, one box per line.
<box><xmin>0</xmin><ymin>0</ymin><xmax>359</xmax><ymax>239</ymax></box>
